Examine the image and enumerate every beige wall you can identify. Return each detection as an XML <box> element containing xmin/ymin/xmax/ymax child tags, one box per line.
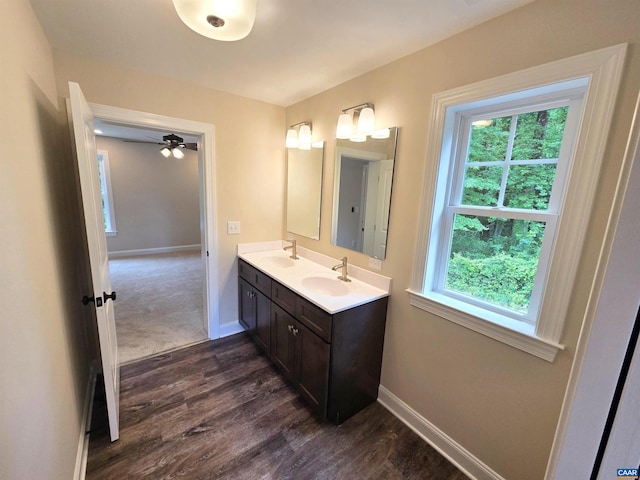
<box><xmin>52</xmin><ymin>53</ymin><xmax>286</xmax><ymax>328</ymax></box>
<box><xmin>285</xmin><ymin>0</ymin><xmax>640</xmax><ymax>478</ymax></box>
<box><xmin>96</xmin><ymin>137</ymin><xmax>201</xmax><ymax>253</ymax></box>
<box><xmin>0</xmin><ymin>0</ymin><xmax>93</xmax><ymax>479</ymax></box>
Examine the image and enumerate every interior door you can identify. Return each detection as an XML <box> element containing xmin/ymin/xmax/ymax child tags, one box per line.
<box><xmin>373</xmin><ymin>159</ymin><xmax>394</xmax><ymax>258</ymax></box>
<box><xmin>69</xmin><ymin>81</ymin><xmax>120</xmax><ymax>441</ymax></box>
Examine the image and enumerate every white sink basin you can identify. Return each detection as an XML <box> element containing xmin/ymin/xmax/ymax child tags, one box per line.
<box><xmin>301</xmin><ymin>276</ymin><xmax>350</xmax><ymax>297</ymax></box>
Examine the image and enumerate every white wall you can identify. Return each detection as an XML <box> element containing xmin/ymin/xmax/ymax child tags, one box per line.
<box><xmin>97</xmin><ymin>136</ymin><xmax>201</xmax><ymax>253</ymax></box>
<box><xmin>0</xmin><ymin>1</ymin><xmax>93</xmax><ymax>478</ymax></box>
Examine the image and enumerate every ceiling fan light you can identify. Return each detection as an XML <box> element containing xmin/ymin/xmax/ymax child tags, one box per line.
<box><xmin>298</xmin><ymin>124</ymin><xmax>312</xmax><ymax>150</ymax></box>
<box><xmin>160</xmin><ymin>147</ymin><xmax>172</xmax><ymax>158</ymax></box>
<box><xmin>336</xmin><ymin>113</ymin><xmax>353</xmax><ymax>139</ymax></box>
<box><xmin>172</xmin><ymin>0</ymin><xmax>257</xmax><ymax>41</ymax></box>
<box><xmin>285</xmin><ymin>128</ymin><xmax>298</xmax><ymax>148</ymax></box>
<box><xmin>357</xmin><ymin>107</ymin><xmax>375</xmax><ymax>135</ymax></box>
<box><xmin>172</xmin><ymin>147</ymin><xmax>185</xmax><ymax>159</ymax></box>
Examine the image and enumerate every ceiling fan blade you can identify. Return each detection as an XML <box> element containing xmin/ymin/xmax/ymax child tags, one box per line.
<box><xmin>122</xmin><ymin>139</ymin><xmax>163</xmax><ymax>145</ymax></box>
<box><xmin>183</xmin><ymin>143</ymin><xmax>198</xmax><ymax>151</ymax></box>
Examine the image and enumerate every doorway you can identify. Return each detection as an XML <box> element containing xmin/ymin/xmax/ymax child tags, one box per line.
<box><xmin>89</xmin><ymin>103</ymin><xmax>220</xmax><ymax>355</ymax></box>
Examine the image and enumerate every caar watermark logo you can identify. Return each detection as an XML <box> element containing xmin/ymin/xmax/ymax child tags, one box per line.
<box><xmin>617</xmin><ymin>468</ymin><xmax>639</xmax><ymax>479</ymax></box>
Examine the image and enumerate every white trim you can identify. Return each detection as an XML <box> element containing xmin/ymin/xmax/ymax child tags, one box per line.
<box><xmin>408</xmin><ymin>289</ymin><xmax>563</xmax><ymax>362</ymax></box>
<box><xmin>108</xmin><ymin>244</ymin><xmax>201</xmax><ymax>258</ymax></box>
<box><xmin>219</xmin><ymin>321</ymin><xmax>245</xmax><ymax>338</ymax></box>
<box><xmin>88</xmin><ymin>103</ymin><xmax>220</xmax><ymax>340</ymax></box>
<box><xmin>378</xmin><ymin>386</ymin><xmax>505</xmax><ymax>480</ymax></box>
<box><xmin>411</xmin><ymin>44</ymin><xmax>627</xmax><ymax>358</ymax></box>
<box><xmin>74</xmin><ymin>365</ymin><xmax>97</xmax><ymax>480</ymax></box>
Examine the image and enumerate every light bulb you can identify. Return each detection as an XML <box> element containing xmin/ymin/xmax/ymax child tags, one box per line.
<box><xmin>285</xmin><ymin>128</ymin><xmax>298</xmax><ymax>148</ymax></box>
<box><xmin>371</xmin><ymin>128</ymin><xmax>390</xmax><ymax>139</ymax></box>
<box><xmin>172</xmin><ymin>147</ymin><xmax>185</xmax><ymax>159</ymax></box>
<box><xmin>336</xmin><ymin>112</ymin><xmax>354</xmax><ymax>139</ymax></box>
<box><xmin>298</xmin><ymin>124</ymin><xmax>312</xmax><ymax>150</ymax></box>
<box><xmin>357</xmin><ymin>107</ymin><xmax>375</xmax><ymax>135</ymax></box>
<box><xmin>160</xmin><ymin>147</ymin><xmax>172</xmax><ymax>158</ymax></box>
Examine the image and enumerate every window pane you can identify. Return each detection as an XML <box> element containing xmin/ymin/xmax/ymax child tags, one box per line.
<box><xmin>446</xmin><ymin>214</ymin><xmax>546</xmax><ymax>313</ymax></box>
<box><xmin>468</xmin><ymin>115</ymin><xmax>511</xmax><ymax>162</ymax></box>
<box><xmin>504</xmin><ymin>164</ymin><xmax>557</xmax><ymax>210</ymax></box>
<box><xmin>511</xmin><ymin>107</ymin><xmax>568</xmax><ymax>160</ymax></box>
<box><xmin>461</xmin><ymin>165</ymin><xmax>502</xmax><ymax>206</ymax></box>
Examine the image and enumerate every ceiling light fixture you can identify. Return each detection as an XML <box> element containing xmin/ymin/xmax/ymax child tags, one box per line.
<box><xmin>172</xmin><ymin>0</ymin><xmax>257</xmax><ymax>41</ymax></box>
<box><xmin>160</xmin><ymin>147</ymin><xmax>172</xmax><ymax>158</ymax></box>
<box><xmin>336</xmin><ymin>103</ymin><xmax>377</xmax><ymax>141</ymax></box>
<box><xmin>285</xmin><ymin>121</ymin><xmax>315</xmax><ymax>150</ymax></box>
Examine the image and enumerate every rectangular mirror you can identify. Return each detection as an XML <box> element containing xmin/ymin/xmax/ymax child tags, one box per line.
<box><xmin>331</xmin><ymin>127</ymin><xmax>398</xmax><ymax>259</ymax></box>
<box><xmin>286</xmin><ymin>143</ymin><xmax>324</xmax><ymax>239</ymax></box>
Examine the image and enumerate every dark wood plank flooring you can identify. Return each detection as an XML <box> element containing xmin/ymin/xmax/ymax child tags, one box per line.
<box><xmin>87</xmin><ymin>333</ymin><xmax>468</xmax><ymax>479</ymax></box>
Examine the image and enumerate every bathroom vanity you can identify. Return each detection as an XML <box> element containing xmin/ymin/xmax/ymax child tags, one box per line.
<box><xmin>237</xmin><ymin>243</ymin><xmax>390</xmax><ymax>424</ymax></box>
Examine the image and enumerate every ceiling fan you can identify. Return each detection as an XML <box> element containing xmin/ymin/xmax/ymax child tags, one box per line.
<box><xmin>124</xmin><ymin>133</ymin><xmax>198</xmax><ymax>159</ymax></box>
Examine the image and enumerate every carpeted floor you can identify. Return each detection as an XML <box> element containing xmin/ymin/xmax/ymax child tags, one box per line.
<box><xmin>108</xmin><ymin>250</ymin><xmax>208</xmax><ymax>364</ymax></box>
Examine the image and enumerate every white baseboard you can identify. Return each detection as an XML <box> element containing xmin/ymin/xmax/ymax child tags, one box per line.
<box><xmin>218</xmin><ymin>321</ymin><xmax>245</xmax><ymax>338</ymax></box>
<box><xmin>74</xmin><ymin>365</ymin><xmax>98</xmax><ymax>480</ymax></box>
<box><xmin>377</xmin><ymin>386</ymin><xmax>505</xmax><ymax>480</ymax></box>
<box><xmin>108</xmin><ymin>244</ymin><xmax>201</xmax><ymax>258</ymax></box>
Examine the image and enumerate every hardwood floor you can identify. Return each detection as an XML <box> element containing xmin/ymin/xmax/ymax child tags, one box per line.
<box><xmin>87</xmin><ymin>333</ymin><xmax>468</xmax><ymax>479</ymax></box>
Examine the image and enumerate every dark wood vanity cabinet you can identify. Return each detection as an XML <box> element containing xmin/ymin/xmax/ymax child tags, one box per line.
<box><xmin>238</xmin><ymin>261</ymin><xmax>272</xmax><ymax>354</ymax></box>
<box><xmin>238</xmin><ymin>258</ymin><xmax>388</xmax><ymax>424</ymax></box>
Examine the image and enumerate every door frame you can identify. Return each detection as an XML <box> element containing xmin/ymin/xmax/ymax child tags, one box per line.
<box><xmin>90</xmin><ymin>103</ymin><xmax>220</xmax><ymax>339</ymax></box>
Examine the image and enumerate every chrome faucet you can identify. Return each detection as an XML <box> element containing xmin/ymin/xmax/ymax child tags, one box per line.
<box><xmin>283</xmin><ymin>239</ymin><xmax>298</xmax><ymax>259</ymax></box>
<box><xmin>332</xmin><ymin>256</ymin><xmax>351</xmax><ymax>282</ymax></box>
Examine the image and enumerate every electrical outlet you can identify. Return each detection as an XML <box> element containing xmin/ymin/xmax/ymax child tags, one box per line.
<box><xmin>369</xmin><ymin>257</ymin><xmax>382</xmax><ymax>270</ymax></box>
<box><xmin>227</xmin><ymin>221</ymin><xmax>241</xmax><ymax>235</ymax></box>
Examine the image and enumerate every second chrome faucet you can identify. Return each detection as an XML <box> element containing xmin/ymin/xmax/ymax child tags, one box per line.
<box><xmin>283</xmin><ymin>239</ymin><xmax>298</xmax><ymax>259</ymax></box>
<box><xmin>332</xmin><ymin>256</ymin><xmax>351</xmax><ymax>282</ymax></box>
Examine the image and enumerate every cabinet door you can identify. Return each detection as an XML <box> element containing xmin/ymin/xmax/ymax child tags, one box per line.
<box><xmin>238</xmin><ymin>278</ymin><xmax>256</xmax><ymax>333</ymax></box>
<box><xmin>254</xmin><ymin>289</ymin><xmax>271</xmax><ymax>354</ymax></box>
<box><xmin>294</xmin><ymin>320</ymin><xmax>330</xmax><ymax>418</ymax></box>
<box><xmin>270</xmin><ymin>304</ymin><xmax>296</xmax><ymax>381</ymax></box>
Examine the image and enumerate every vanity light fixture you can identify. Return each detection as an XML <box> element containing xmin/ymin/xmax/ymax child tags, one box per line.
<box><xmin>285</xmin><ymin>121</ymin><xmax>314</xmax><ymax>150</ymax></box>
<box><xmin>335</xmin><ymin>103</ymin><xmax>377</xmax><ymax>141</ymax></box>
<box><xmin>172</xmin><ymin>0</ymin><xmax>257</xmax><ymax>41</ymax></box>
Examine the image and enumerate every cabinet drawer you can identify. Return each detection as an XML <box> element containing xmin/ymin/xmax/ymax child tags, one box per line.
<box><xmin>272</xmin><ymin>281</ymin><xmax>297</xmax><ymax>315</ymax></box>
<box><xmin>238</xmin><ymin>259</ymin><xmax>272</xmax><ymax>297</ymax></box>
<box><xmin>296</xmin><ymin>297</ymin><xmax>332</xmax><ymax>343</ymax></box>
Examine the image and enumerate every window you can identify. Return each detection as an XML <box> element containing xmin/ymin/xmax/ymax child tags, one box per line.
<box><xmin>409</xmin><ymin>45</ymin><xmax>626</xmax><ymax>361</ymax></box>
<box><xmin>437</xmin><ymin>94</ymin><xmax>582</xmax><ymax>324</ymax></box>
<box><xmin>97</xmin><ymin>150</ymin><xmax>117</xmax><ymax>236</ymax></box>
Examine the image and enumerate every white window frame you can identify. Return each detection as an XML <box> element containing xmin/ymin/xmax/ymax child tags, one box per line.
<box><xmin>97</xmin><ymin>149</ymin><xmax>117</xmax><ymax>236</ymax></box>
<box><xmin>408</xmin><ymin>44</ymin><xmax>627</xmax><ymax>362</ymax></box>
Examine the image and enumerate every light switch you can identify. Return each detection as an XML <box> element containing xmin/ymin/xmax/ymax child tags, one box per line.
<box><xmin>227</xmin><ymin>221</ymin><xmax>241</xmax><ymax>235</ymax></box>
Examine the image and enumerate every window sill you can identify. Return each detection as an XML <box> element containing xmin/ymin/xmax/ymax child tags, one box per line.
<box><xmin>407</xmin><ymin>289</ymin><xmax>563</xmax><ymax>362</ymax></box>
<box><xmin>106</xmin><ymin>230</ymin><xmax>117</xmax><ymax>237</ymax></box>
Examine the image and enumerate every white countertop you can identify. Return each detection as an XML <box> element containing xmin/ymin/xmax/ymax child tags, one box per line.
<box><xmin>237</xmin><ymin>242</ymin><xmax>391</xmax><ymax>314</ymax></box>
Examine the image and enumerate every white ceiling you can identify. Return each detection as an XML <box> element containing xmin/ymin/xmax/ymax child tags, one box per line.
<box><xmin>30</xmin><ymin>0</ymin><xmax>533</xmax><ymax>107</ymax></box>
